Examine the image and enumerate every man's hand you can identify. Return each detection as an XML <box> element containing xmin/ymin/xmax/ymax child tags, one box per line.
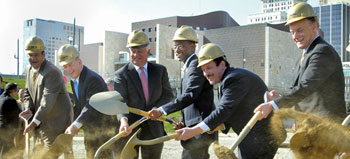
<box><xmin>267</xmin><ymin>90</ymin><xmax>280</xmax><ymax>102</ymax></box>
<box><xmin>254</xmin><ymin>102</ymin><xmax>273</xmax><ymax>120</ymax></box>
<box><xmin>19</xmin><ymin>110</ymin><xmax>33</xmax><ymax>120</ymax></box>
<box><xmin>23</xmin><ymin>122</ymin><xmax>37</xmax><ymax>135</ymax></box>
<box><xmin>119</xmin><ymin>118</ymin><xmax>132</xmax><ymax>137</ymax></box>
<box><xmin>175</xmin><ymin>126</ymin><xmax>203</xmax><ymax>141</ymax></box>
<box><xmin>174</xmin><ymin>121</ymin><xmax>184</xmax><ymax>130</ymax></box>
<box><xmin>65</xmin><ymin>124</ymin><xmax>80</xmax><ymax>136</ymax></box>
<box><xmin>148</xmin><ymin>108</ymin><xmax>162</xmax><ymax>120</ymax></box>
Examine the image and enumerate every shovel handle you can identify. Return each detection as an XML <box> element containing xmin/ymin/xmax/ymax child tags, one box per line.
<box><xmin>128</xmin><ymin>107</ymin><xmax>173</xmax><ymax>124</ymax></box>
<box><xmin>229</xmin><ymin>111</ymin><xmax>262</xmax><ymax>150</ymax></box>
<box><xmin>138</xmin><ymin>133</ymin><xmax>180</xmax><ymax>146</ymax></box>
<box><xmin>20</xmin><ymin>116</ymin><xmax>30</xmax><ymax>157</ymax></box>
<box><xmin>94</xmin><ymin>117</ymin><xmax>148</xmax><ymax>159</ymax></box>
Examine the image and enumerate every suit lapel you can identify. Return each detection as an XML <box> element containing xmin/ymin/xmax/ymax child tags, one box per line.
<box><xmin>147</xmin><ymin>63</ymin><xmax>155</xmax><ymax>103</ymax></box>
<box><xmin>127</xmin><ymin>63</ymin><xmax>146</xmax><ymax>103</ymax></box>
<box><xmin>77</xmin><ymin>66</ymin><xmax>87</xmax><ymax>106</ymax></box>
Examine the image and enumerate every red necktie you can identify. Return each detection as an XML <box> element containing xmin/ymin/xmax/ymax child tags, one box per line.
<box><xmin>140</xmin><ymin>67</ymin><xmax>149</xmax><ymax>104</ymax></box>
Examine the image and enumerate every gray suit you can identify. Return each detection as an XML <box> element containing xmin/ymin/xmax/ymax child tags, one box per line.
<box><xmin>24</xmin><ymin>59</ymin><xmax>73</xmax><ymax>146</ymax></box>
<box><xmin>275</xmin><ymin>36</ymin><xmax>346</xmax><ymax>122</ymax></box>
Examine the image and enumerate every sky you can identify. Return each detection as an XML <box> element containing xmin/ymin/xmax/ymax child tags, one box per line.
<box><xmin>0</xmin><ymin>0</ymin><xmax>318</xmax><ymax>75</ymax></box>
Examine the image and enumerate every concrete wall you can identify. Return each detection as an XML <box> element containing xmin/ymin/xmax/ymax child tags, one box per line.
<box><xmin>266</xmin><ymin>26</ymin><xmax>301</xmax><ymax>92</ymax></box>
<box><xmin>80</xmin><ymin>43</ymin><xmax>103</xmax><ymax>74</ymax></box>
<box><xmin>104</xmin><ymin>31</ymin><xmax>128</xmax><ymax>79</ymax></box>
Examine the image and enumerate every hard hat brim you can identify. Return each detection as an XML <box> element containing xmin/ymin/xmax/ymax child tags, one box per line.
<box><xmin>26</xmin><ymin>50</ymin><xmax>43</xmax><ymax>54</ymax></box>
<box><xmin>172</xmin><ymin>38</ymin><xmax>198</xmax><ymax>43</ymax></box>
<box><xmin>285</xmin><ymin>17</ymin><xmax>307</xmax><ymax>26</ymax></box>
<box><xmin>59</xmin><ymin>58</ymin><xmax>76</xmax><ymax>66</ymax></box>
<box><xmin>197</xmin><ymin>59</ymin><xmax>213</xmax><ymax>68</ymax></box>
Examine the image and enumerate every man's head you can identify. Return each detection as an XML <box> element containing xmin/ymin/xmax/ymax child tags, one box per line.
<box><xmin>197</xmin><ymin>43</ymin><xmax>228</xmax><ymax>85</ymax></box>
<box><xmin>5</xmin><ymin>83</ymin><xmax>18</xmax><ymax>97</ymax></box>
<box><xmin>127</xmin><ymin>30</ymin><xmax>150</xmax><ymax>67</ymax></box>
<box><xmin>25</xmin><ymin>36</ymin><xmax>46</xmax><ymax>69</ymax></box>
<box><xmin>286</xmin><ymin>2</ymin><xmax>319</xmax><ymax>49</ymax></box>
<box><xmin>172</xmin><ymin>25</ymin><xmax>198</xmax><ymax>63</ymax></box>
<box><xmin>58</xmin><ymin>45</ymin><xmax>83</xmax><ymax>79</ymax></box>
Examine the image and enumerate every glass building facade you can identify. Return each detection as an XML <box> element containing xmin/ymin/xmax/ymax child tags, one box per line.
<box><xmin>314</xmin><ymin>3</ymin><xmax>350</xmax><ymax>61</ymax></box>
<box><xmin>23</xmin><ymin>18</ymin><xmax>84</xmax><ymax>74</ymax></box>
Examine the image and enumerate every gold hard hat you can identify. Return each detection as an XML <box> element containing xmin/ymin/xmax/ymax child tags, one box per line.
<box><xmin>286</xmin><ymin>2</ymin><xmax>317</xmax><ymax>25</ymax></box>
<box><xmin>58</xmin><ymin>44</ymin><xmax>79</xmax><ymax>66</ymax></box>
<box><xmin>197</xmin><ymin>43</ymin><xmax>225</xmax><ymax>67</ymax></box>
<box><xmin>172</xmin><ymin>25</ymin><xmax>198</xmax><ymax>43</ymax></box>
<box><xmin>25</xmin><ymin>36</ymin><xmax>45</xmax><ymax>54</ymax></box>
<box><xmin>126</xmin><ymin>30</ymin><xmax>149</xmax><ymax>48</ymax></box>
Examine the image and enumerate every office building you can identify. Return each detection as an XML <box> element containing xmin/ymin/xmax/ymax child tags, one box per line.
<box><xmin>23</xmin><ymin>18</ymin><xmax>84</xmax><ymax>73</ymax></box>
<box><xmin>248</xmin><ymin>0</ymin><xmax>307</xmax><ymax>24</ymax></box>
<box><xmin>314</xmin><ymin>3</ymin><xmax>350</xmax><ymax>61</ymax></box>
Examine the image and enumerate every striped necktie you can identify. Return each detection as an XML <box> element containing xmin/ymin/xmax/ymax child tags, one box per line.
<box><xmin>32</xmin><ymin>72</ymin><xmax>38</xmax><ymax>87</ymax></box>
<box><xmin>300</xmin><ymin>52</ymin><xmax>306</xmax><ymax>66</ymax></box>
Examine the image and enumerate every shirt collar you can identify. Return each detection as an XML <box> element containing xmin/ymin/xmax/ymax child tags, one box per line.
<box><xmin>184</xmin><ymin>53</ymin><xmax>195</xmax><ymax>68</ymax></box>
<box><xmin>134</xmin><ymin>62</ymin><xmax>148</xmax><ymax>72</ymax></box>
<box><xmin>32</xmin><ymin>67</ymin><xmax>40</xmax><ymax>73</ymax></box>
<box><xmin>73</xmin><ymin>76</ymin><xmax>80</xmax><ymax>84</ymax></box>
<box><xmin>304</xmin><ymin>34</ymin><xmax>320</xmax><ymax>53</ymax></box>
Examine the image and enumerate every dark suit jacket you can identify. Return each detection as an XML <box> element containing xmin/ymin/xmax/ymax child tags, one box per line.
<box><xmin>203</xmin><ymin>67</ymin><xmax>277</xmax><ymax>157</ymax></box>
<box><xmin>161</xmin><ymin>55</ymin><xmax>215</xmax><ymax>127</ymax></box>
<box><xmin>0</xmin><ymin>91</ymin><xmax>22</xmax><ymax>139</ymax></box>
<box><xmin>71</xmin><ymin>66</ymin><xmax>115</xmax><ymax>133</ymax></box>
<box><xmin>24</xmin><ymin>60</ymin><xmax>73</xmax><ymax>138</ymax></box>
<box><xmin>275</xmin><ymin>36</ymin><xmax>346</xmax><ymax>122</ymax></box>
<box><xmin>114</xmin><ymin>62</ymin><xmax>173</xmax><ymax>138</ymax></box>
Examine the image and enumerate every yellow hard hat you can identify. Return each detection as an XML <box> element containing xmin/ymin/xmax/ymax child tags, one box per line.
<box><xmin>25</xmin><ymin>36</ymin><xmax>45</xmax><ymax>54</ymax></box>
<box><xmin>58</xmin><ymin>44</ymin><xmax>79</xmax><ymax>66</ymax></box>
<box><xmin>126</xmin><ymin>30</ymin><xmax>149</xmax><ymax>48</ymax></box>
<box><xmin>197</xmin><ymin>43</ymin><xmax>225</xmax><ymax>67</ymax></box>
<box><xmin>172</xmin><ymin>25</ymin><xmax>198</xmax><ymax>43</ymax></box>
<box><xmin>286</xmin><ymin>2</ymin><xmax>317</xmax><ymax>25</ymax></box>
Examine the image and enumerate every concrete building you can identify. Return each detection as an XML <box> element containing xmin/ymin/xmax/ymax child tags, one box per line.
<box><xmin>343</xmin><ymin>62</ymin><xmax>350</xmax><ymax>111</ymax></box>
<box><xmin>131</xmin><ymin>11</ymin><xmax>239</xmax><ymax>58</ymax></box>
<box><xmin>79</xmin><ymin>43</ymin><xmax>103</xmax><ymax>74</ymax></box>
<box><xmin>319</xmin><ymin>0</ymin><xmax>350</xmax><ymax>5</ymax></box>
<box><xmin>313</xmin><ymin>3</ymin><xmax>350</xmax><ymax>61</ymax></box>
<box><xmin>248</xmin><ymin>0</ymin><xmax>307</xmax><ymax>24</ymax></box>
<box><xmin>23</xmin><ymin>18</ymin><xmax>84</xmax><ymax>73</ymax></box>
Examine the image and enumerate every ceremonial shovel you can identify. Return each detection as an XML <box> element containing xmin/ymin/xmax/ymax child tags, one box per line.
<box><xmin>89</xmin><ymin>91</ymin><xmax>177</xmax><ymax>159</ymax></box>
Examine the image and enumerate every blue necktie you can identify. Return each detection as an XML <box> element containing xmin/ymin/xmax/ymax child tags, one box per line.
<box><xmin>73</xmin><ymin>80</ymin><xmax>79</xmax><ymax>100</ymax></box>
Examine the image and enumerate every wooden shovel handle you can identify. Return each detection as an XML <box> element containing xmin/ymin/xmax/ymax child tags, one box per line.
<box><xmin>229</xmin><ymin>111</ymin><xmax>262</xmax><ymax>150</ymax></box>
<box><xmin>128</xmin><ymin>107</ymin><xmax>173</xmax><ymax>123</ymax></box>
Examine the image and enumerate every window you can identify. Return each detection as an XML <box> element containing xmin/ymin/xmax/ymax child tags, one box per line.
<box><xmin>149</xmin><ymin>38</ymin><xmax>152</xmax><ymax>42</ymax></box>
<box><xmin>155</xmin><ymin>27</ymin><xmax>157</xmax><ymax>32</ymax></box>
<box><xmin>149</xmin><ymin>28</ymin><xmax>152</xmax><ymax>32</ymax></box>
<box><xmin>154</xmin><ymin>37</ymin><xmax>157</xmax><ymax>42</ymax></box>
<box><xmin>142</xmin><ymin>28</ymin><xmax>145</xmax><ymax>32</ymax></box>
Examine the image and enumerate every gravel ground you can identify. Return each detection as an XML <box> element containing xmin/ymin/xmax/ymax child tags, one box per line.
<box><xmin>59</xmin><ymin>132</ymin><xmax>295</xmax><ymax>159</ymax></box>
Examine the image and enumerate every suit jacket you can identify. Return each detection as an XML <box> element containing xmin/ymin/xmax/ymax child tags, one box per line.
<box><xmin>24</xmin><ymin>59</ymin><xmax>73</xmax><ymax>137</ymax></box>
<box><xmin>72</xmin><ymin>66</ymin><xmax>115</xmax><ymax>133</ymax></box>
<box><xmin>275</xmin><ymin>36</ymin><xmax>346</xmax><ymax>122</ymax></box>
<box><xmin>203</xmin><ymin>67</ymin><xmax>271</xmax><ymax>134</ymax></box>
<box><xmin>161</xmin><ymin>55</ymin><xmax>215</xmax><ymax>127</ymax></box>
<box><xmin>114</xmin><ymin>62</ymin><xmax>173</xmax><ymax>137</ymax></box>
<box><xmin>0</xmin><ymin>91</ymin><xmax>22</xmax><ymax>137</ymax></box>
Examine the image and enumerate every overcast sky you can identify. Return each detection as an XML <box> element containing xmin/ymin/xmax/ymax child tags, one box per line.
<box><xmin>0</xmin><ymin>0</ymin><xmax>318</xmax><ymax>74</ymax></box>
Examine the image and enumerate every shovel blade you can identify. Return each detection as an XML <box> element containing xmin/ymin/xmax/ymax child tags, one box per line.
<box><xmin>89</xmin><ymin>91</ymin><xmax>129</xmax><ymax>115</ymax></box>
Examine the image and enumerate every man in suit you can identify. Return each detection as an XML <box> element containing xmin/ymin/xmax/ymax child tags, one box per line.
<box><xmin>58</xmin><ymin>45</ymin><xmax>116</xmax><ymax>159</ymax></box>
<box><xmin>254</xmin><ymin>2</ymin><xmax>346</xmax><ymax>122</ymax></box>
<box><xmin>114</xmin><ymin>30</ymin><xmax>173</xmax><ymax>159</ymax></box>
<box><xmin>19</xmin><ymin>36</ymin><xmax>73</xmax><ymax>158</ymax></box>
<box><xmin>0</xmin><ymin>83</ymin><xmax>22</xmax><ymax>158</ymax></box>
<box><xmin>148</xmin><ymin>25</ymin><xmax>216</xmax><ymax>159</ymax></box>
<box><xmin>176</xmin><ymin>43</ymin><xmax>278</xmax><ymax>159</ymax></box>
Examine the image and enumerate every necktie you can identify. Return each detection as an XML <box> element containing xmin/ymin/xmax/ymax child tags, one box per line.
<box><xmin>73</xmin><ymin>80</ymin><xmax>79</xmax><ymax>100</ymax></box>
<box><xmin>300</xmin><ymin>52</ymin><xmax>306</xmax><ymax>66</ymax></box>
<box><xmin>140</xmin><ymin>67</ymin><xmax>149</xmax><ymax>104</ymax></box>
<box><xmin>32</xmin><ymin>72</ymin><xmax>38</xmax><ymax>87</ymax></box>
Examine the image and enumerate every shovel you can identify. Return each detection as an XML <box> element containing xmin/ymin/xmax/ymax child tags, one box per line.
<box><xmin>121</xmin><ymin>128</ymin><xmax>179</xmax><ymax>159</ymax></box>
<box><xmin>34</xmin><ymin>134</ymin><xmax>73</xmax><ymax>159</ymax></box>
<box><xmin>20</xmin><ymin>116</ymin><xmax>30</xmax><ymax>158</ymax></box>
<box><xmin>93</xmin><ymin>117</ymin><xmax>148</xmax><ymax>159</ymax></box>
<box><xmin>89</xmin><ymin>91</ymin><xmax>175</xmax><ymax>124</ymax></box>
